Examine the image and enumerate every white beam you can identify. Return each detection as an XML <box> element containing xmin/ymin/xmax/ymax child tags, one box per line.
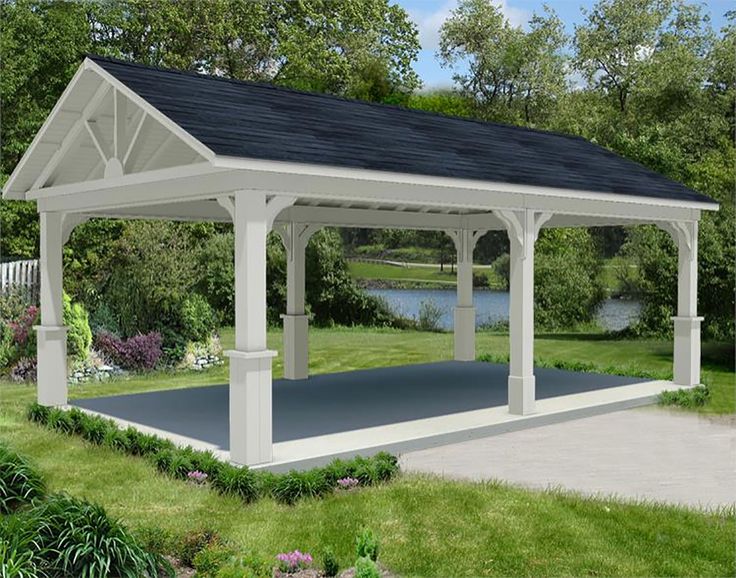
<box><xmin>85</xmin><ymin>120</ymin><xmax>110</xmax><ymax>163</ymax></box>
<box><xmin>34</xmin><ymin>162</ymin><xmax>706</xmax><ymax>224</ymax></box>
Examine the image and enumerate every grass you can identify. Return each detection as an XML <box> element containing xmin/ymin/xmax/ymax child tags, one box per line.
<box><xmin>348</xmin><ymin>260</ymin><xmax>505</xmax><ymax>289</ymax></box>
<box><xmin>1</xmin><ymin>328</ymin><xmax>734</xmax><ymax>576</ymax></box>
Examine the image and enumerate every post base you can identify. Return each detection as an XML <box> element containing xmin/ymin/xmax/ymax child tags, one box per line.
<box><xmin>508</xmin><ymin>374</ymin><xmax>535</xmax><ymax>415</ymax></box>
<box><xmin>281</xmin><ymin>314</ymin><xmax>309</xmax><ymax>380</ymax></box>
<box><xmin>34</xmin><ymin>325</ymin><xmax>68</xmax><ymax>406</ymax></box>
<box><xmin>671</xmin><ymin>316</ymin><xmax>703</xmax><ymax>386</ymax></box>
<box><xmin>453</xmin><ymin>306</ymin><xmax>476</xmax><ymax>361</ymax></box>
<box><xmin>225</xmin><ymin>349</ymin><xmax>277</xmax><ymax>466</ymax></box>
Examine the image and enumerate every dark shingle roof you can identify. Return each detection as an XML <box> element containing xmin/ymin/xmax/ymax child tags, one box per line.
<box><xmin>90</xmin><ymin>55</ymin><xmax>715</xmax><ymax>205</ymax></box>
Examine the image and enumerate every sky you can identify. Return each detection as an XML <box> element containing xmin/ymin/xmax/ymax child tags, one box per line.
<box><xmin>395</xmin><ymin>0</ymin><xmax>733</xmax><ymax>89</ymax></box>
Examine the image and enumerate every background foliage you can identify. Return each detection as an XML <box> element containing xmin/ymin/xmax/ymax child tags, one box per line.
<box><xmin>0</xmin><ymin>0</ymin><xmax>733</xmax><ymax>340</ymax></box>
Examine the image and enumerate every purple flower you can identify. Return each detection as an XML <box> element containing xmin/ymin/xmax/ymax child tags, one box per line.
<box><xmin>336</xmin><ymin>476</ymin><xmax>360</xmax><ymax>489</ymax></box>
<box><xmin>276</xmin><ymin>550</ymin><xmax>313</xmax><ymax>572</ymax></box>
<box><xmin>187</xmin><ymin>470</ymin><xmax>208</xmax><ymax>483</ymax></box>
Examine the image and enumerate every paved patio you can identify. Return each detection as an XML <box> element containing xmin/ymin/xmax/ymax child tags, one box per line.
<box><xmin>401</xmin><ymin>407</ymin><xmax>736</xmax><ymax>510</ymax></box>
<box><xmin>71</xmin><ymin>361</ymin><xmax>666</xmax><ymax>469</ymax></box>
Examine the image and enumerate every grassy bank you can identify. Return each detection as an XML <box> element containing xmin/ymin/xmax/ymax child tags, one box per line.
<box><xmin>1</xmin><ymin>328</ymin><xmax>733</xmax><ymax>576</ymax></box>
<box><xmin>348</xmin><ymin>260</ymin><xmax>505</xmax><ymax>289</ymax></box>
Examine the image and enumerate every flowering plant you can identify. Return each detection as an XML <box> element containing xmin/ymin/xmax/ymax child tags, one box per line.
<box><xmin>187</xmin><ymin>470</ymin><xmax>208</xmax><ymax>483</ymax></box>
<box><xmin>276</xmin><ymin>550</ymin><xmax>313</xmax><ymax>573</ymax></box>
<box><xmin>9</xmin><ymin>305</ymin><xmax>38</xmax><ymax>348</ymax></box>
<box><xmin>336</xmin><ymin>476</ymin><xmax>360</xmax><ymax>490</ymax></box>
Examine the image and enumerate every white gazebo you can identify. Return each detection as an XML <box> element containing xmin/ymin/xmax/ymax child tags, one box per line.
<box><xmin>4</xmin><ymin>56</ymin><xmax>717</xmax><ymax>468</ymax></box>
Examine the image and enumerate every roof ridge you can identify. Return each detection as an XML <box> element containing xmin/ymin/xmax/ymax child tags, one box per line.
<box><xmin>85</xmin><ymin>54</ymin><xmax>588</xmax><ymax>144</ymax></box>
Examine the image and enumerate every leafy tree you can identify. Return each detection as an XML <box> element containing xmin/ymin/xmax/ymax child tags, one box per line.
<box><xmin>574</xmin><ymin>0</ymin><xmax>712</xmax><ymax>113</ymax></box>
<box><xmin>535</xmin><ymin>228</ymin><xmax>606</xmax><ymax>330</ymax></box>
<box><xmin>439</xmin><ymin>0</ymin><xmax>568</xmax><ymax>124</ymax></box>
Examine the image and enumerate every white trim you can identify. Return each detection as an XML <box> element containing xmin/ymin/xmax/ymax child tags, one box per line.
<box><xmin>213</xmin><ymin>155</ymin><xmax>719</xmax><ymax>212</ymax></box>
<box><xmin>4</xmin><ymin>62</ymin><xmax>91</xmax><ymax>199</ymax></box>
<box><xmin>84</xmin><ymin>59</ymin><xmax>215</xmax><ymax>163</ymax></box>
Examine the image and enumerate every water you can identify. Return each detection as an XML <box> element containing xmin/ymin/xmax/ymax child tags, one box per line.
<box><xmin>366</xmin><ymin>288</ymin><xmax>641</xmax><ymax>332</ymax></box>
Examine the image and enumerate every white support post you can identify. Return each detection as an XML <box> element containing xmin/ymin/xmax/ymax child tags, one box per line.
<box><xmin>446</xmin><ymin>229</ymin><xmax>485</xmax><ymax>361</ymax></box>
<box><xmin>495</xmin><ymin>209</ymin><xmax>552</xmax><ymax>415</ymax></box>
<box><xmin>658</xmin><ymin>221</ymin><xmax>702</xmax><ymax>386</ymax></box>
<box><xmin>274</xmin><ymin>222</ymin><xmax>321</xmax><ymax>380</ymax></box>
<box><xmin>35</xmin><ymin>212</ymin><xmax>67</xmax><ymax>406</ymax></box>
<box><xmin>224</xmin><ymin>192</ymin><xmax>276</xmax><ymax>465</ymax></box>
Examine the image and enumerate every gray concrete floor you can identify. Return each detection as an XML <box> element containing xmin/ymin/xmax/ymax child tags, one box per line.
<box><xmin>401</xmin><ymin>407</ymin><xmax>736</xmax><ymax>510</ymax></box>
<box><xmin>72</xmin><ymin>361</ymin><xmax>644</xmax><ymax>449</ymax></box>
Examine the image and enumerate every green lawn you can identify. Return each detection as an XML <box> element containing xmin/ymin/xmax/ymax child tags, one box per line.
<box><xmin>348</xmin><ymin>260</ymin><xmax>505</xmax><ymax>288</ymax></box>
<box><xmin>1</xmin><ymin>328</ymin><xmax>734</xmax><ymax>576</ymax></box>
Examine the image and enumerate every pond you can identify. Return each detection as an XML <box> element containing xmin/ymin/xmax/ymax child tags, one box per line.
<box><xmin>366</xmin><ymin>288</ymin><xmax>641</xmax><ymax>332</ymax></box>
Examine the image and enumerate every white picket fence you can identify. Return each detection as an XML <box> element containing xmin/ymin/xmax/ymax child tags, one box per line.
<box><xmin>1</xmin><ymin>259</ymin><xmax>40</xmax><ymax>303</ymax></box>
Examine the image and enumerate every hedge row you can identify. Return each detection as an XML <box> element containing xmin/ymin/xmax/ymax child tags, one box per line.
<box><xmin>27</xmin><ymin>403</ymin><xmax>400</xmax><ymax>505</ymax></box>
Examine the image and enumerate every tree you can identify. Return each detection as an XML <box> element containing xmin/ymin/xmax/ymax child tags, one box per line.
<box><xmin>574</xmin><ymin>0</ymin><xmax>712</xmax><ymax>114</ymax></box>
<box><xmin>439</xmin><ymin>0</ymin><xmax>568</xmax><ymax>124</ymax></box>
<box><xmin>1</xmin><ymin>0</ymin><xmax>420</xmax><ymax>260</ymax></box>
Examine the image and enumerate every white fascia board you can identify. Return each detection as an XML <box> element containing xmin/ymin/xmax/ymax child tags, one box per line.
<box><xmin>83</xmin><ymin>58</ymin><xmax>216</xmax><ymax>164</ymax></box>
<box><xmin>35</xmin><ymin>160</ymin><xmax>704</xmax><ymax>225</ymax></box>
<box><xmin>3</xmin><ymin>62</ymin><xmax>91</xmax><ymax>200</ymax></box>
<box><xmin>213</xmin><ymin>155</ymin><xmax>719</xmax><ymax>214</ymax></box>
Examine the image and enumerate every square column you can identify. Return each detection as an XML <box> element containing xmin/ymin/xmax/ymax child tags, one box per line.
<box><xmin>495</xmin><ymin>210</ymin><xmax>552</xmax><ymax>415</ymax></box>
<box><xmin>447</xmin><ymin>229</ymin><xmax>482</xmax><ymax>361</ymax></box>
<box><xmin>660</xmin><ymin>221</ymin><xmax>702</xmax><ymax>386</ymax></box>
<box><xmin>36</xmin><ymin>212</ymin><xmax>68</xmax><ymax>406</ymax></box>
<box><xmin>225</xmin><ymin>192</ymin><xmax>276</xmax><ymax>466</ymax></box>
<box><xmin>275</xmin><ymin>222</ymin><xmax>320</xmax><ymax>380</ymax></box>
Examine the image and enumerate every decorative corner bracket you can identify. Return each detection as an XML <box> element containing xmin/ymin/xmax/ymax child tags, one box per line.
<box><xmin>444</xmin><ymin>228</ymin><xmax>488</xmax><ymax>262</ymax></box>
<box><xmin>657</xmin><ymin>221</ymin><xmax>697</xmax><ymax>259</ymax></box>
<box><xmin>494</xmin><ymin>209</ymin><xmax>553</xmax><ymax>259</ymax></box>
<box><xmin>273</xmin><ymin>222</ymin><xmax>322</xmax><ymax>261</ymax></box>
<box><xmin>216</xmin><ymin>193</ymin><xmax>297</xmax><ymax>233</ymax></box>
<box><xmin>61</xmin><ymin>213</ymin><xmax>90</xmax><ymax>245</ymax></box>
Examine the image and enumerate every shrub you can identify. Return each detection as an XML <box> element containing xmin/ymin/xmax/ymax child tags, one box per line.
<box><xmin>0</xmin><ymin>515</ymin><xmax>43</xmax><ymax>577</ymax></box>
<box><xmin>272</xmin><ymin>469</ymin><xmax>331</xmax><ymax>505</ymax></box>
<box><xmin>103</xmin><ymin>427</ymin><xmax>132</xmax><ymax>452</ymax></box>
<box><xmin>79</xmin><ymin>414</ymin><xmax>114</xmax><ymax>445</ymax></box>
<box><xmin>535</xmin><ymin>228</ymin><xmax>606</xmax><ymax>330</ymax></box>
<box><xmin>27</xmin><ymin>405</ymin><xmax>402</xmax><ymax>508</ymax></box>
<box><xmin>417</xmin><ymin>299</ymin><xmax>444</xmax><ymax>332</ymax></box>
<box><xmin>180</xmin><ymin>293</ymin><xmax>217</xmax><ymax>343</ymax></box>
<box><xmin>491</xmin><ymin>253</ymin><xmax>510</xmax><ymax>290</ymax></box>
<box><xmin>177</xmin><ymin>528</ymin><xmax>222</xmax><ymax>568</ymax></box>
<box><xmin>63</xmin><ymin>292</ymin><xmax>92</xmax><ymax>360</ymax></box>
<box><xmin>355</xmin><ymin>556</ymin><xmax>381</xmax><ymax>578</ymax></box>
<box><xmin>0</xmin><ymin>443</ymin><xmax>46</xmax><ymax>513</ymax></box>
<box><xmin>26</xmin><ymin>402</ymin><xmax>50</xmax><ymax>424</ymax></box>
<box><xmin>8</xmin><ymin>304</ymin><xmax>38</xmax><ymax>357</ymax></box>
<box><xmin>9</xmin><ymin>356</ymin><xmax>36</xmax><ymax>383</ymax></box>
<box><xmin>372</xmin><ymin>452</ymin><xmax>400</xmax><ymax>482</ymax></box>
<box><xmin>659</xmin><ymin>384</ymin><xmax>711</xmax><ymax>409</ymax></box>
<box><xmin>135</xmin><ymin>524</ymin><xmax>175</xmax><ymax>557</ymax></box>
<box><xmin>211</xmin><ymin>465</ymin><xmax>258</xmax><ymax>503</ymax></box>
<box><xmin>322</xmin><ymin>547</ymin><xmax>339</xmax><ymax>577</ymax></box>
<box><xmin>193</xmin><ymin>542</ymin><xmax>234</xmax><ymax>577</ymax></box>
<box><xmin>94</xmin><ymin>330</ymin><xmax>162</xmax><ymax>371</ymax></box>
<box><xmin>0</xmin><ymin>321</ymin><xmax>18</xmax><ymax>369</ymax></box>
<box><xmin>356</xmin><ymin>528</ymin><xmax>379</xmax><ymax>562</ymax></box>
<box><xmin>23</xmin><ymin>493</ymin><xmax>161</xmax><ymax>577</ymax></box>
<box><xmin>47</xmin><ymin>407</ymin><xmax>75</xmax><ymax>435</ymax></box>
<box><xmin>215</xmin><ymin>553</ymin><xmax>271</xmax><ymax>578</ymax></box>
